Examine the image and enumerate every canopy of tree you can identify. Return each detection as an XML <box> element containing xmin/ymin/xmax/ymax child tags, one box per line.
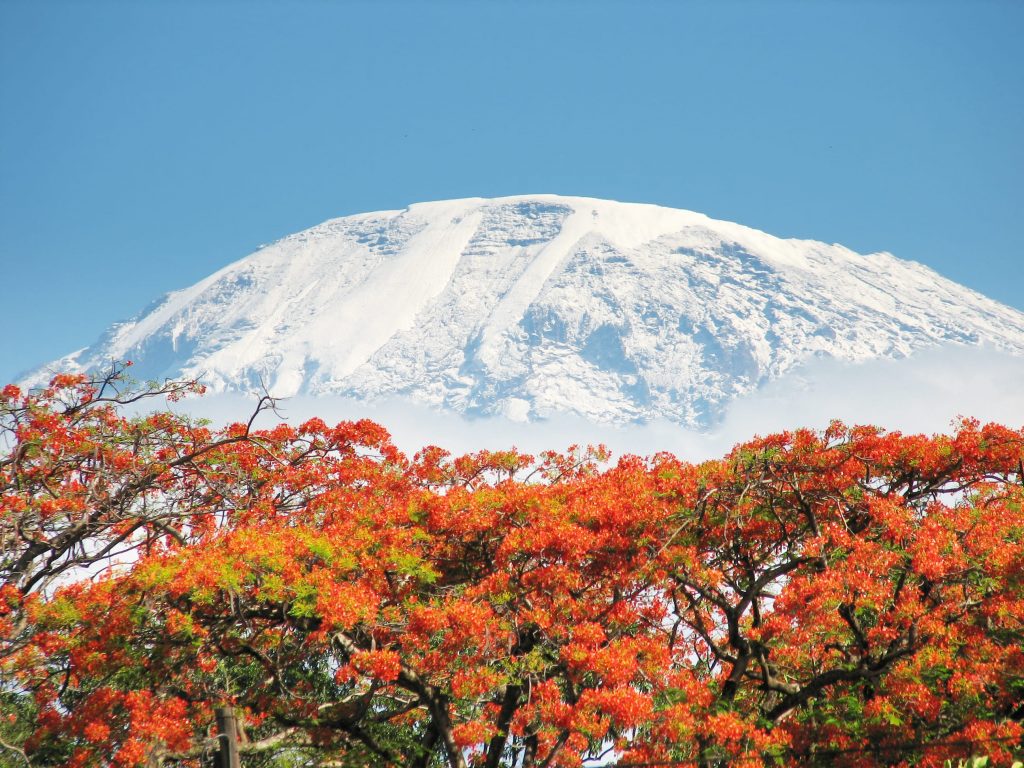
<box><xmin>1</xmin><ymin>369</ymin><xmax>1022</xmax><ymax>767</ymax></box>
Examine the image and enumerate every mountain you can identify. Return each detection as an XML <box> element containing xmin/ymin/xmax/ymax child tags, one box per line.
<box><xmin>31</xmin><ymin>195</ymin><xmax>1024</xmax><ymax>427</ymax></box>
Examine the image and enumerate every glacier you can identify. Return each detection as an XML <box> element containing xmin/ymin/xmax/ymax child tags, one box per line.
<box><xmin>29</xmin><ymin>195</ymin><xmax>1024</xmax><ymax>428</ymax></box>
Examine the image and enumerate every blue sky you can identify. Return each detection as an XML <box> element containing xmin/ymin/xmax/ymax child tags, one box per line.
<box><xmin>1</xmin><ymin>0</ymin><xmax>1022</xmax><ymax>384</ymax></box>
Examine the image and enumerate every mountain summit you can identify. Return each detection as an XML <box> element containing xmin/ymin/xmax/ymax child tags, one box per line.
<box><xmin>35</xmin><ymin>195</ymin><xmax>1024</xmax><ymax>426</ymax></box>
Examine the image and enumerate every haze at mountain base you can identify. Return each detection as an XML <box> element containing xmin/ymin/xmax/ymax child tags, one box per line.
<box><xmin>169</xmin><ymin>344</ymin><xmax>1024</xmax><ymax>461</ymax></box>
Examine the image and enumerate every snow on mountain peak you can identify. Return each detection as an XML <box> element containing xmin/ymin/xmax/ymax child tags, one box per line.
<box><xmin>30</xmin><ymin>195</ymin><xmax>1024</xmax><ymax>427</ymax></box>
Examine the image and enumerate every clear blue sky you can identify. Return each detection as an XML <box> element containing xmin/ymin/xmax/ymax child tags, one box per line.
<box><xmin>1</xmin><ymin>0</ymin><xmax>1021</xmax><ymax>384</ymax></box>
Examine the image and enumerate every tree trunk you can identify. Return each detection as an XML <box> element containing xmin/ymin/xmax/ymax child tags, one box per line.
<box><xmin>214</xmin><ymin>706</ymin><xmax>242</xmax><ymax>768</ymax></box>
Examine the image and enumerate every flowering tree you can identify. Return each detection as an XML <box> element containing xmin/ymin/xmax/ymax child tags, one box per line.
<box><xmin>2</xmin><ymin>370</ymin><xmax>1023</xmax><ymax>766</ymax></box>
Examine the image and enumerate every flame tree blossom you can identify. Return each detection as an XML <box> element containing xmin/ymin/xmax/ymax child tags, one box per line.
<box><xmin>1</xmin><ymin>369</ymin><xmax>1022</xmax><ymax>766</ymax></box>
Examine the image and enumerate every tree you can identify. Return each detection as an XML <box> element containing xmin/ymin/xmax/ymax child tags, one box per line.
<box><xmin>2</xmin><ymin>370</ymin><xmax>1023</xmax><ymax>766</ymax></box>
<box><xmin>643</xmin><ymin>422</ymin><xmax>1024</xmax><ymax>765</ymax></box>
<box><xmin>0</xmin><ymin>366</ymin><xmax>278</xmax><ymax>767</ymax></box>
<box><xmin>0</xmin><ymin>366</ymin><xmax>278</xmax><ymax>658</ymax></box>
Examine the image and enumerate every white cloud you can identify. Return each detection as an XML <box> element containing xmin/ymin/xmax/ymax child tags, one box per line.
<box><xmin>170</xmin><ymin>344</ymin><xmax>1024</xmax><ymax>463</ymax></box>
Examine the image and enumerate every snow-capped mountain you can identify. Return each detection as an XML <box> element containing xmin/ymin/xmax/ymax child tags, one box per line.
<box><xmin>32</xmin><ymin>195</ymin><xmax>1024</xmax><ymax>427</ymax></box>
